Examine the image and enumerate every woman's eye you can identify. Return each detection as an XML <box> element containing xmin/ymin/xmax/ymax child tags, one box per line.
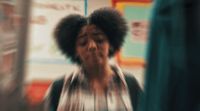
<box><xmin>93</xmin><ymin>32</ymin><xmax>107</xmax><ymax>44</ymax></box>
<box><xmin>96</xmin><ymin>39</ymin><xmax>104</xmax><ymax>44</ymax></box>
<box><xmin>78</xmin><ymin>39</ymin><xmax>87</xmax><ymax>46</ymax></box>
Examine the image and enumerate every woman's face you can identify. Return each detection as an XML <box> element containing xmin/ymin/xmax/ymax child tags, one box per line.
<box><xmin>76</xmin><ymin>24</ymin><xmax>110</xmax><ymax>67</ymax></box>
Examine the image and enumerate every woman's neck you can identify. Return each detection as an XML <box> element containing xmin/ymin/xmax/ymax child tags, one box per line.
<box><xmin>83</xmin><ymin>63</ymin><xmax>114</xmax><ymax>92</ymax></box>
<box><xmin>84</xmin><ymin>64</ymin><xmax>112</xmax><ymax>80</ymax></box>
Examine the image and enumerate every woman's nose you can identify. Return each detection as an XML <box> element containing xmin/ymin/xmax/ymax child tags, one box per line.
<box><xmin>87</xmin><ymin>40</ymin><xmax>97</xmax><ymax>51</ymax></box>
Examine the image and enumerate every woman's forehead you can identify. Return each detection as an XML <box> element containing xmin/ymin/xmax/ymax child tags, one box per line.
<box><xmin>79</xmin><ymin>24</ymin><xmax>102</xmax><ymax>33</ymax></box>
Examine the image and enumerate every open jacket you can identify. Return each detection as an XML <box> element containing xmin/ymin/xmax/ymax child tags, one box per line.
<box><xmin>45</xmin><ymin>71</ymin><xmax>142</xmax><ymax>111</ymax></box>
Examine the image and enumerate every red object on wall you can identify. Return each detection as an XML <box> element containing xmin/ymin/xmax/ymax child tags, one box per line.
<box><xmin>25</xmin><ymin>80</ymin><xmax>52</xmax><ymax>106</ymax></box>
<box><xmin>112</xmin><ymin>0</ymin><xmax>152</xmax><ymax>7</ymax></box>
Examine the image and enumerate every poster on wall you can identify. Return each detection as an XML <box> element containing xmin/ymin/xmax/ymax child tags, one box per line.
<box><xmin>0</xmin><ymin>0</ymin><xmax>23</xmax><ymax>92</ymax></box>
<box><xmin>115</xmin><ymin>2</ymin><xmax>152</xmax><ymax>67</ymax></box>
<box><xmin>27</xmin><ymin>0</ymin><xmax>84</xmax><ymax>81</ymax></box>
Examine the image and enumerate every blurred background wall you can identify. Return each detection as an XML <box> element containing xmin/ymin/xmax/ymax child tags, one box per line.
<box><xmin>0</xmin><ymin>0</ymin><xmax>152</xmax><ymax>110</ymax></box>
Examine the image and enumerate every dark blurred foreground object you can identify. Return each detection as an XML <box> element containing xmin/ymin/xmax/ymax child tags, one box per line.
<box><xmin>139</xmin><ymin>0</ymin><xmax>200</xmax><ymax>111</ymax></box>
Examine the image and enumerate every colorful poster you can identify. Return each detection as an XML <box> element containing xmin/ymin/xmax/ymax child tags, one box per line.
<box><xmin>122</xmin><ymin>4</ymin><xmax>151</xmax><ymax>58</ymax></box>
<box><xmin>115</xmin><ymin>2</ymin><xmax>152</xmax><ymax>66</ymax></box>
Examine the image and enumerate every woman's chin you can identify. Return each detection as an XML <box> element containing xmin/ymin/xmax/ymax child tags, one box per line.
<box><xmin>88</xmin><ymin>59</ymin><xmax>103</xmax><ymax>67</ymax></box>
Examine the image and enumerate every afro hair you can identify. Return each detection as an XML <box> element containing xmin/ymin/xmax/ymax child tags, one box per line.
<box><xmin>54</xmin><ymin>7</ymin><xmax>128</xmax><ymax>64</ymax></box>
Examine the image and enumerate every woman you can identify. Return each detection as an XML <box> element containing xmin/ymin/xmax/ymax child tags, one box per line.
<box><xmin>45</xmin><ymin>7</ymin><xmax>142</xmax><ymax>111</ymax></box>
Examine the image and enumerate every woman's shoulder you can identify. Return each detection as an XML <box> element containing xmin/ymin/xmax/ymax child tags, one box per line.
<box><xmin>122</xmin><ymin>72</ymin><xmax>142</xmax><ymax>97</ymax></box>
<box><xmin>51</xmin><ymin>74</ymin><xmax>73</xmax><ymax>90</ymax></box>
<box><xmin>49</xmin><ymin>76</ymin><xmax>65</xmax><ymax>99</ymax></box>
<box><xmin>52</xmin><ymin>76</ymin><xmax>65</xmax><ymax>87</ymax></box>
<box><xmin>123</xmin><ymin>72</ymin><xmax>138</xmax><ymax>84</ymax></box>
<box><xmin>123</xmin><ymin>72</ymin><xmax>143</xmax><ymax>111</ymax></box>
<box><xmin>46</xmin><ymin>74</ymin><xmax>73</xmax><ymax>111</ymax></box>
